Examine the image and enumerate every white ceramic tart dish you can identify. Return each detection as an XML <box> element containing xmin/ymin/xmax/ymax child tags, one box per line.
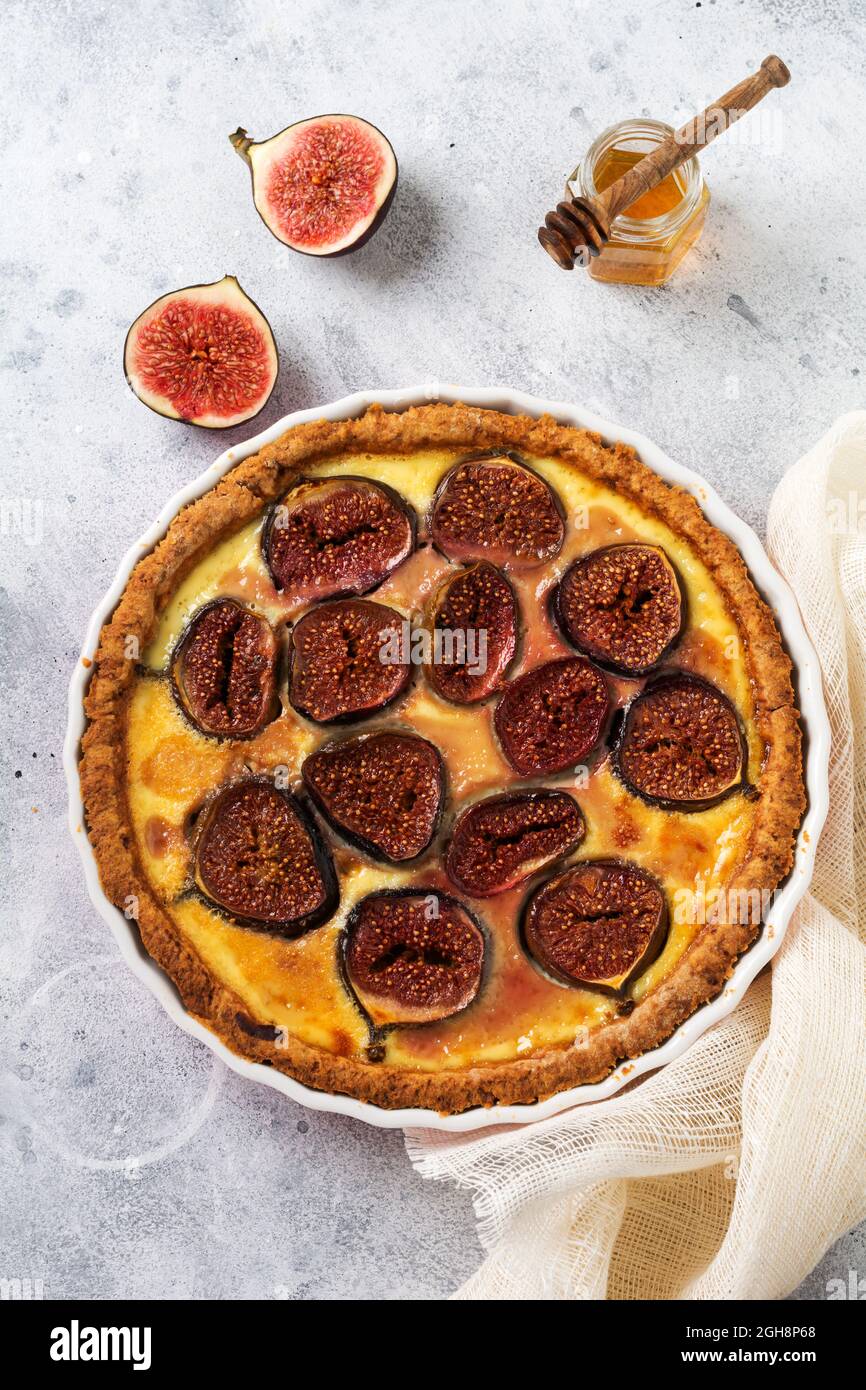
<box><xmin>66</xmin><ymin>386</ymin><xmax>829</xmax><ymax>1130</ymax></box>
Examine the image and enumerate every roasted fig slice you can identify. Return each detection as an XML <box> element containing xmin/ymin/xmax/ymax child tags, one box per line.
<box><xmin>523</xmin><ymin>860</ymin><xmax>668</xmax><ymax>992</ymax></box>
<box><xmin>302</xmin><ymin>732</ymin><xmax>444</xmax><ymax>862</ymax></box>
<box><xmin>171</xmin><ymin>598</ymin><xmax>279</xmax><ymax>739</ymax></box>
<box><xmin>614</xmin><ymin>672</ymin><xmax>745</xmax><ymax>809</ymax></box>
<box><xmin>193</xmin><ymin>780</ymin><xmax>337</xmax><ymax>934</ymax></box>
<box><xmin>343</xmin><ymin>890</ymin><xmax>484</xmax><ymax>1026</ymax></box>
<box><xmin>555</xmin><ymin>543</ymin><xmax>684</xmax><ymax>675</ymax></box>
<box><xmin>426</xmin><ymin>561</ymin><xmax>518</xmax><ymax>704</ymax></box>
<box><xmin>446</xmin><ymin>790</ymin><xmax>585</xmax><ymax>897</ymax></box>
<box><xmin>263</xmin><ymin>476</ymin><xmax>415</xmax><ymax>603</ymax></box>
<box><xmin>288</xmin><ymin>598</ymin><xmax>411</xmax><ymax>723</ymax></box>
<box><xmin>230</xmin><ymin>115</ymin><xmax>397</xmax><ymax>257</ymax></box>
<box><xmin>495</xmin><ymin>657</ymin><xmax>610</xmax><ymax>776</ymax></box>
<box><xmin>123</xmin><ymin>276</ymin><xmax>278</xmax><ymax>428</ymax></box>
<box><xmin>430</xmin><ymin>452</ymin><xmax>565</xmax><ymax>568</ymax></box>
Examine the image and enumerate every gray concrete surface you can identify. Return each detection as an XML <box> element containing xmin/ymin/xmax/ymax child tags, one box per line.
<box><xmin>1</xmin><ymin>0</ymin><xmax>863</xmax><ymax>1300</ymax></box>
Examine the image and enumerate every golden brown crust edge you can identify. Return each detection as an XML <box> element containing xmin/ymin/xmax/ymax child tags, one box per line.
<box><xmin>79</xmin><ymin>403</ymin><xmax>806</xmax><ymax>1113</ymax></box>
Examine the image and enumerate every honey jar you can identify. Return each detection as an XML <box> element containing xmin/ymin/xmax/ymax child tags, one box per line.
<box><xmin>568</xmin><ymin>119</ymin><xmax>710</xmax><ymax>285</ymax></box>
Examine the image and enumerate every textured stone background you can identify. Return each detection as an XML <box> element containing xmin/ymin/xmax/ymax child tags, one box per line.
<box><xmin>1</xmin><ymin>0</ymin><xmax>864</xmax><ymax>1300</ymax></box>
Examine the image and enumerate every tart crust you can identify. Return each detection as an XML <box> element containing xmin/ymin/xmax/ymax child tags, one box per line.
<box><xmin>79</xmin><ymin>403</ymin><xmax>805</xmax><ymax>1112</ymax></box>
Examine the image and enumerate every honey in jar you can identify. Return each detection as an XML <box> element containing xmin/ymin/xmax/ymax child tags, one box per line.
<box><xmin>568</xmin><ymin>119</ymin><xmax>710</xmax><ymax>285</ymax></box>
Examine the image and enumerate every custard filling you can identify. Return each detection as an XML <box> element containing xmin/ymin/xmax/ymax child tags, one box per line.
<box><xmin>125</xmin><ymin>447</ymin><xmax>760</xmax><ymax>1070</ymax></box>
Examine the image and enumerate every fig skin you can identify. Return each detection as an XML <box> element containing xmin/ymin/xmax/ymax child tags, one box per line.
<box><xmin>123</xmin><ymin>275</ymin><xmax>278</xmax><ymax>429</ymax></box>
<box><xmin>614</xmin><ymin>671</ymin><xmax>746</xmax><ymax>810</ymax></box>
<box><xmin>263</xmin><ymin>475</ymin><xmax>415</xmax><ymax>604</ymax></box>
<box><xmin>523</xmin><ymin>860</ymin><xmax>668</xmax><ymax>993</ymax></box>
<box><xmin>302</xmin><ymin>731</ymin><xmax>444</xmax><ymax>863</ymax></box>
<box><xmin>430</xmin><ymin>451</ymin><xmax>565</xmax><ymax>569</ymax></box>
<box><xmin>555</xmin><ymin>543</ymin><xmax>684</xmax><ymax>676</ymax></box>
<box><xmin>446</xmin><ymin>790</ymin><xmax>585</xmax><ymax>897</ymax></box>
<box><xmin>426</xmin><ymin>561</ymin><xmax>518</xmax><ymax>704</ymax></box>
<box><xmin>193</xmin><ymin>779</ymin><xmax>338</xmax><ymax>935</ymax></box>
<box><xmin>342</xmin><ymin>890</ymin><xmax>485</xmax><ymax>1027</ymax></box>
<box><xmin>230</xmin><ymin>116</ymin><xmax>398</xmax><ymax>258</ymax></box>
<box><xmin>288</xmin><ymin>598</ymin><xmax>411</xmax><ymax>724</ymax></box>
<box><xmin>494</xmin><ymin>657</ymin><xmax>610</xmax><ymax>776</ymax></box>
<box><xmin>170</xmin><ymin>598</ymin><xmax>279</xmax><ymax>740</ymax></box>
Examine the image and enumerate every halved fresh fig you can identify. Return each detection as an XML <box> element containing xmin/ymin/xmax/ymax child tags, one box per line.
<box><xmin>555</xmin><ymin>543</ymin><xmax>684</xmax><ymax>675</ymax></box>
<box><xmin>430</xmin><ymin>452</ymin><xmax>565</xmax><ymax>569</ymax></box>
<box><xmin>170</xmin><ymin>598</ymin><xmax>279</xmax><ymax>739</ymax></box>
<box><xmin>494</xmin><ymin>657</ymin><xmax>610</xmax><ymax>776</ymax></box>
<box><xmin>523</xmin><ymin>860</ymin><xmax>668</xmax><ymax>992</ymax></box>
<box><xmin>446</xmin><ymin>790</ymin><xmax>585</xmax><ymax>897</ymax></box>
<box><xmin>343</xmin><ymin>890</ymin><xmax>484</xmax><ymax>1026</ymax></box>
<box><xmin>123</xmin><ymin>276</ymin><xmax>278</xmax><ymax>428</ymax></box>
<box><xmin>288</xmin><ymin>598</ymin><xmax>411</xmax><ymax>723</ymax></box>
<box><xmin>302</xmin><ymin>731</ymin><xmax>444</xmax><ymax>862</ymax></box>
<box><xmin>193</xmin><ymin>779</ymin><xmax>337</xmax><ymax>934</ymax></box>
<box><xmin>425</xmin><ymin>561</ymin><xmax>518</xmax><ymax>704</ymax></box>
<box><xmin>263</xmin><ymin>476</ymin><xmax>415</xmax><ymax>603</ymax></box>
<box><xmin>230</xmin><ymin>115</ymin><xmax>397</xmax><ymax>257</ymax></box>
<box><xmin>614</xmin><ymin>672</ymin><xmax>745</xmax><ymax>810</ymax></box>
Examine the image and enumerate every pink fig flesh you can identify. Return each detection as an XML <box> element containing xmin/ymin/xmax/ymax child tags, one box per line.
<box><xmin>232</xmin><ymin>115</ymin><xmax>398</xmax><ymax>257</ymax></box>
<box><xmin>123</xmin><ymin>276</ymin><xmax>278</xmax><ymax>428</ymax></box>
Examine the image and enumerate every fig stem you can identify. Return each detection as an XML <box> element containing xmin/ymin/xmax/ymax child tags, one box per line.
<box><xmin>229</xmin><ymin>127</ymin><xmax>254</xmax><ymax>162</ymax></box>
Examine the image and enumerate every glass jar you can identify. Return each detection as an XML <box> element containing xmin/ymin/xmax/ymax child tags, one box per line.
<box><xmin>568</xmin><ymin>118</ymin><xmax>710</xmax><ymax>286</ymax></box>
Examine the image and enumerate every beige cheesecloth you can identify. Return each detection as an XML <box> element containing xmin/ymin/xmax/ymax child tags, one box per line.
<box><xmin>405</xmin><ymin>411</ymin><xmax>866</xmax><ymax>1301</ymax></box>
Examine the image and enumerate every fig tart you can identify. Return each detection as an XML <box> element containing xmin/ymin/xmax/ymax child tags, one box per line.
<box><xmin>79</xmin><ymin>404</ymin><xmax>805</xmax><ymax>1112</ymax></box>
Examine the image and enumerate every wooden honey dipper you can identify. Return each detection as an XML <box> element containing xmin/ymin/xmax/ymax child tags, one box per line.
<box><xmin>539</xmin><ymin>55</ymin><xmax>791</xmax><ymax>271</ymax></box>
